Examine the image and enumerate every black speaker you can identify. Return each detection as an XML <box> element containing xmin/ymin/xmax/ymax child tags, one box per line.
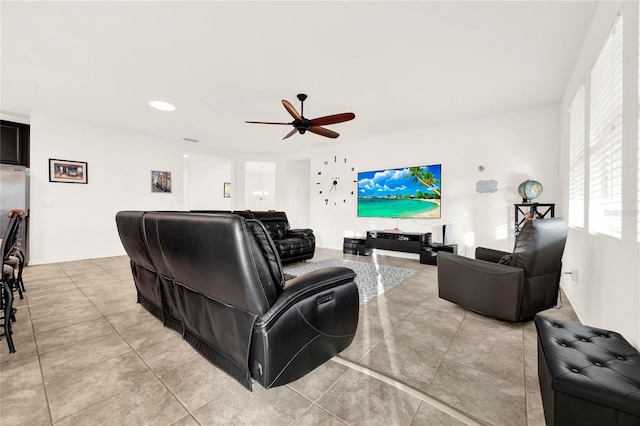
<box><xmin>443</xmin><ymin>224</ymin><xmax>454</xmax><ymax>245</ymax></box>
<box><xmin>420</xmin><ymin>233</ymin><xmax>432</xmax><ymax>246</ymax></box>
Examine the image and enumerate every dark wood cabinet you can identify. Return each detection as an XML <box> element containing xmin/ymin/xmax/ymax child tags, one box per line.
<box><xmin>0</xmin><ymin>120</ymin><xmax>30</xmax><ymax>167</ymax></box>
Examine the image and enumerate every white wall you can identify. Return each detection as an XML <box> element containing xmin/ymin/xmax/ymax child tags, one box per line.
<box><xmin>283</xmin><ymin>160</ymin><xmax>311</xmax><ymax>229</ymax></box>
<box><xmin>300</xmin><ymin>105</ymin><xmax>561</xmax><ymax>258</ymax></box>
<box><xmin>559</xmin><ymin>0</ymin><xmax>640</xmax><ymax>348</ymax></box>
<box><xmin>185</xmin><ymin>156</ymin><xmax>232</xmax><ymax>211</ymax></box>
<box><xmin>26</xmin><ymin>113</ymin><xmax>309</xmax><ymax>263</ymax></box>
<box><xmin>244</xmin><ymin>161</ymin><xmax>276</xmax><ymax>211</ymax></box>
<box><xmin>231</xmin><ymin>154</ymin><xmax>281</xmax><ymax>212</ymax></box>
<box><xmin>29</xmin><ymin>103</ymin><xmax>555</xmax><ymax>264</ymax></box>
<box><xmin>28</xmin><ymin>112</ymin><xmax>217</xmax><ymax>263</ymax></box>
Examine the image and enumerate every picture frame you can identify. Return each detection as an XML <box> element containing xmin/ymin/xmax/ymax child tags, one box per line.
<box><xmin>151</xmin><ymin>170</ymin><xmax>172</xmax><ymax>193</ymax></box>
<box><xmin>49</xmin><ymin>159</ymin><xmax>88</xmax><ymax>184</ymax></box>
<box><xmin>223</xmin><ymin>182</ymin><xmax>231</xmax><ymax>198</ymax></box>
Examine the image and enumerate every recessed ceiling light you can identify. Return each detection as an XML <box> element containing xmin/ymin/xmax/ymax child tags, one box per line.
<box><xmin>150</xmin><ymin>101</ymin><xmax>176</xmax><ymax>111</ymax></box>
<box><xmin>183</xmin><ymin>154</ymin><xmax>189</xmax><ymax>158</ymax></box>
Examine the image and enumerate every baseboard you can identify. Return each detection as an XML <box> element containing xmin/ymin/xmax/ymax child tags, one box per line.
<box><xmin>559</xmin><ymin>280</ymin><xmax>587</xmax><ymax>325</ymax></box>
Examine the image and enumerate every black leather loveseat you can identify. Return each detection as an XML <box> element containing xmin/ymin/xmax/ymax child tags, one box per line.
<box><xmin>190</xmin><ymin>210</ymin><xmax>315</xmax><ymax>263</ymax></box>
<box><xmin>115</xmin><ymin>211</ymin><xmax>358</xmax><ymax>390</ymax></box>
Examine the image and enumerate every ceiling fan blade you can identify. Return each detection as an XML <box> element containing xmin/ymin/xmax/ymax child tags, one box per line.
<box><xmin>245</xmin><ymin>121</ymin><xmax>291</xmax><ymax>125</ymax></box>
<box><xmin>282</xmin><ymin>128</ymin><xmax>298</xmax><ymax>140</ymax></box>
<box><xmin>282</xmin><ymin>100</ymin><xmax>303</xmax><ymax>122</ymax></box>
<box><xmin>308</xmin><ymin>126</ymin><xmax>339</xmax><ymax>139</ymax></box>
<box><xmin>308</xmin><ymin>112</ymin><xmax>355</xmax><ymax>127</ymax></box>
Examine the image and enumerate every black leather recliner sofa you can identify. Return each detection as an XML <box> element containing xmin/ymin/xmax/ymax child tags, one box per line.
<box><xmin>190</xmin><ymin>210</ymin><xmax>315</xmax><ymax>263</ymax></box>
<box><xmin>115</xmin><ymin>211</ymin><xmax>358</xmax><ymax>390</ymax></box>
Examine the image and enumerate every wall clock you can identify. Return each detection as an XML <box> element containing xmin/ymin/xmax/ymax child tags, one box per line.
<box><xmin>316</xmin><ymin>156</ymin><xmax>356</xmax><ymax>206</ymax></box>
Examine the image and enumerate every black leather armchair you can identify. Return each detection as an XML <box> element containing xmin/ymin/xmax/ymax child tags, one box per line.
<box><xmin>437</xmin><ymin>218</ymin><xmax>568</xmax><ymax>322</ymax></box>
<box><xmin>116</xmin><ymin>211</ymin><xmax>358</xmax><ymax>390</ymax></box>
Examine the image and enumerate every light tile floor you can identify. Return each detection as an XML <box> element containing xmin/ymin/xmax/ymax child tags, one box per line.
<box><xmin>0</xmin><ymin>248</ymin><xmax>579</xmax><ymax>425</ymax></box>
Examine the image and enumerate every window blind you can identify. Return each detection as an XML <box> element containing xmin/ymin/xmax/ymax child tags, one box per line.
<box><xmin>589</xmin><ymin>14</ymin><xmax>623</xmax><ymax>239</ymax></box>
<box><xmin>568</xmin><ymin>85</ymin><xmax>585</xmax><ymax>228</ymax></box>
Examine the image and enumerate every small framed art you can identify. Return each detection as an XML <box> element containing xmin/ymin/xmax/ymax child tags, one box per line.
<box><xmin>223</xmin><ymin>182</ymin><xmax>231</xmax><ymax>198</ymax></box>
<box><xmin>151</xmin><ymin>170</ymin><xmax>172</xmax><ymax>193</ymax></box>
<box><xmin>49</xmin><ymin>159</ymin><xmax>88</xmax><ymax>184</ymax></box>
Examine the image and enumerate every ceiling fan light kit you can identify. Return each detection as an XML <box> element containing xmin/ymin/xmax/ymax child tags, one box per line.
<box><xmin>246</xmin><ymin>93</ymin><xmax>355</xmax><ymax>140</ymax></box>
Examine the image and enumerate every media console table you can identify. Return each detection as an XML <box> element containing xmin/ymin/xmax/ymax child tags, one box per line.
<box><xmin>364</xmin><ymin>230</ymin><xmax>457</xmax><ymax>265</ymax></box>
<box><xmin>365</xmin><ymin>230</ymin><xmax>430</xmax><ymax>254</ymax></box>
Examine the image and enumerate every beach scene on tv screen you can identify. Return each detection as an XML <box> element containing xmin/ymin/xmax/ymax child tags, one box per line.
<box><xmin>357</xmin><ymin>164</ymin><xmax>441</xmax><ymax>218</ymax></box>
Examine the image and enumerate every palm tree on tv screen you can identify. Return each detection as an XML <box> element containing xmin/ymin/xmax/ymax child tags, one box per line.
<box><xmin>405</xmin><ymin>167</ymin><xmax>441</xmax><ymax>198</ymax></box>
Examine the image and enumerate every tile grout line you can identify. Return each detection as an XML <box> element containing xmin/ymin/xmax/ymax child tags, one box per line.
<box><xmin>332</xmin><ymin>355</ymin><xmax>485</xmax><ymax>426</ymax></box>
<box><xmin>24</xmin><ymin>260</ymin><xmax>175</xmax><ymax>425</ymax></box>
<box><xmin>89</xmin><ymin>258</ymin><xmax>200</xmax><ymax>422</ymax></box>
<box><xmin>26</xmin><ymin>262</ymin><xmax>69</xmax><ymax>426</ymax></box>
<box><xmin>286</xmin><ymin>367</ymin><xmax>354</xmax><ymax>426</ymax></box>
<box><xmin>32</xmin><ymin>258</ymin><xmax>216</xmax><ymax>424</ymax></box>
<box><xmin>12</xmin><ymin>253</ymin><xmax>556</xmax><ymax>425</ymax></box>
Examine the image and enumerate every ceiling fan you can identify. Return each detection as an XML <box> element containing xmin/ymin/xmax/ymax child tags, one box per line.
<box><xmin>245</xmin><ymin>94</ymin><xmax>355</xmax><ymax>140</ymax></box>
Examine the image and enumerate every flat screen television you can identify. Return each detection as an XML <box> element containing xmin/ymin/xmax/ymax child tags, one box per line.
<box><xmin>357</xmin><ymin>164</ymin><xmax>441</xmax><ymax>218</ymax></box>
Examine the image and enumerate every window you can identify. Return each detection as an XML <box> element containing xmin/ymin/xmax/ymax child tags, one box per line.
<box><xmin>589</xmin><ymin>14</ymin><xmax>623</xmax><ymax>239</ymax></box>
<box><xmin>568</xmin><ymin>85</ymin><xmax>585</xmax><ymax>228</ymax></box>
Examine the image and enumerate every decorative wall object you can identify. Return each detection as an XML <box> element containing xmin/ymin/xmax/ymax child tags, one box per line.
<box><xmin>223</xmin><ymin>182</ymin><xmax>231</xmax><ymax>198</ymax></box>
<box><xmin>49</xmin><ymin>159</ymin><xmax>88</xmax><ymax>184</ymax></box>
<box><xmin>476</xmin><ymin>179</ymin><xmax>498</xmax><ymax>193</ymax></box>
<box><xmin>151</xmin><ymin>170</ymin><xmax>172</xmax><ymax>193</ymax></box>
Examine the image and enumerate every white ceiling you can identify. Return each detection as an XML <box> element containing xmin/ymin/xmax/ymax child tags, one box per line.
<box><xmin>1</xmin><ymin>1</ymin><xmax>597</xmax><ymax>154</ymax></box>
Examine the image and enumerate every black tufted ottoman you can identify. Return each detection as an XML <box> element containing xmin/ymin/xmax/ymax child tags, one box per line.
<box><xmin>535</xmin><ymin>316</ymin><xmax>640</xmax><ymax>425</ymax></box>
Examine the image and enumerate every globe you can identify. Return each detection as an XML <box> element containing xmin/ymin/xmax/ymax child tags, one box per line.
<box><xmin>518</xmin><ymin>179</ymin><xmax>543</xmax><ymax>202</ymax></box>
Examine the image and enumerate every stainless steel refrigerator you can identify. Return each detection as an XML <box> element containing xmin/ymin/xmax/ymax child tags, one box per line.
<box><xmin>0</xmin><ymin>163</ymin><xmax>30</xmax><ymax>262</ymax></box>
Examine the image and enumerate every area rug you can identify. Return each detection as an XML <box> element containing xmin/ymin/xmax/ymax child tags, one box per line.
<box><xmin>284</xmin><ymin>258</ymin><xmax>416</xmax><ymax>305</ymax></box>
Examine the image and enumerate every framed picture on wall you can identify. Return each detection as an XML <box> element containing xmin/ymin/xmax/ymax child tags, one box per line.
<box><xmin>151</xmin><ymin>170</ymin><xmax>172</xmax><ymax>193</ymax></box>
<box><xmin>49</xmin><ymin>159</ymin><xmax>88</xmax><ymax>184</ymax></box>
<box><xmin>223</xmin><ymin>182</ymin><xmax>231</xmax><ymax>198</ymax></box>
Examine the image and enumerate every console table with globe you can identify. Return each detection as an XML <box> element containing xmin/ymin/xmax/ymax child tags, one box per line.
<box><xmin>515</xmin><ymin>179</ymin><xmax>552</xmax><ymax>237</ymax></box>
<box><xmin>514</xmin><ymin>203</ymin><xmax>555</xmax><ymax>237</ymax></box>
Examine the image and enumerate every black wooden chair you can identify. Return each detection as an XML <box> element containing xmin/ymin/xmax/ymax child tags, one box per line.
<box><xmin>0</xmin><ymin>215</ymin><xmax>19</xmax><ymax>353</ymax></box>
<box><xmin>4</xmin><ymin>211</ymin><xmax>27</xmax><ymax>299</ymax></box>
<box><xmin>0</xmin><ymin>279</ymin><xmax>15</xmax><ymax>353</ymax></box>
